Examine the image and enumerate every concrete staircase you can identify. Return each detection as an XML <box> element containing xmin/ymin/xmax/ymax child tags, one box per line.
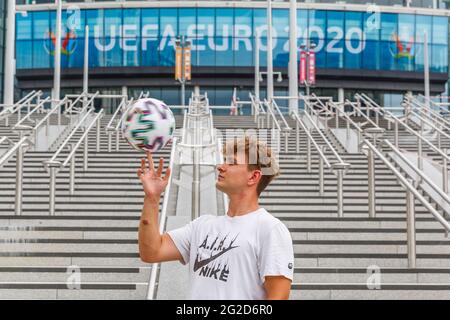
<box><xmin>1</xmin><ymin>111</ymin><xmax>450</xmax><ymax>299</ymax></box>
<box><xmin>222</xmin><ymin>116</ymin><xmax>450</xmax><ymax>299</ymax></box>
<box><xmin>0</xmin><ymin>114</ymin><xmax>183</xmax><ymax>299</ymax></box>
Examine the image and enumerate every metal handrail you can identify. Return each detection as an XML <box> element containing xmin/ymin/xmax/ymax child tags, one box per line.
<box><xmin>0</xmin><ymin>137</ymin><xmax>16</xmax><ymax>165</ymax></box>
<box><xmin>405</xmin><ymin>94</ymin><xmax>450</xmax><ymax>131</ymax></box>
<box><xmin>355</xmin><ymin>93</ymin><xmax>450</xmax><ymax>164</ymax></box>
<box><xmin>0</xmin><ymin>136</ymin><xmax>12</xmax><ymax>148</ymax></box>
<box><xmin>13</xmin><ymin>97</ymin><xmax>51</xmax><ymax>128</ymax></box>
<box><xmin>43</xmin><ymin>109</ymin><xmax>104</xmax><ymax>216</ymax></box>
<box><xmin>104</xmin><ymin>97</ymin><xmax>135</xmax><ymax>152</ymax></box>
<box><xmin>0</xmin><ymin>91</ymin><xmax>43</xmax><ymax>126</ymax></box>
<box><xmin>48</xmin><ymin>109</ymin><xmax>93</xmax><ymax>163</ymax></box>
<box><xmin>114</xmin><ymin>98</ymin><xmax>133</xmax><ymax>131</ymax></box>
<box><xmin>309</xmin><ymin>94</ymin><xmax>336</xmax><ymax>119</ymax></box>
<box><xmin>249</xmin><ymin>93</ymin><xmax>266</xmax><ymax>128</ymax></box>
<box><xmin>33</xmin><ymin>97</ymin><xmax>68</xmax><ymax>128</ymax></box>
<box><xmin>291</xmin><ymin>110</ymin><xmax>349</xmax><ymax>216</ymax></box>
<box><xmin>300</xmin><ymin>96</ymin><xmax>346</xmax><ymax>165</ymax></box>
<box><xmin>329</xmin><ymin>101</ymin><xmax>363</xmax><ymax>133</ymax></box>
<box><xmin>0</xmin><ymin>90</ymin><xmax>36</xmax><ymax>108</ymax></box>
<box><xmin>64</xmin><ymin>91</ymin><xmax>88</xmax><ymax>115</ymax></box>
<box><xmin>0</xmin><ymin>136</ymin><xmax>34</xmax><ymax>216</ymax></box>
<box><xmin>344</xmin><ymin>99</ymin><xmax>379</xmax><ymax>129</ymax></box>
<box><xmin>418</xmin><ymin>93</ymin><xmax>450</xmax><ymax>113</ymax></box>
<box><xmin>362</xmin><ymin>138</ymin><xmax>450</xmax><ymax>268</ymax></box>
<box><xmin>146</xmin><ymin>137</ymin><xmax>178</xmax><ymax>300</ymax></box>
<box><xmin>410</xmin><ymin>108</ymin><xmax>450</xmax><ymax>142</ymax></box>
<box><xmin>384</xmin><ymin>139</ymin><xmax>450</xmax><ymax>203</ymax></box>
<box><xmin>61</xmin><ymin>110</ymin><xmax>104</xmax><ymax>168</ymax></box>
<box><xmin>0</xmin><ymin>90</ymin><xmax>39</xmax><ymax>115</ymax></box>
<box><xmin>263</xmin><ymin>99</ymin><xmax>281</xmax><ymax>131</ymax></box>
<box><xmin>106</xmin><ymin>97</ymin><xmax>129</xmax><ymax>130</ymax></box>
<box><xmin>327</xmin><ymin>100</ymin><xmax>366</xmax><ymax>152</ymax></box>
<box><xmin>271</xmin><ymin>99</ymin><xmax>291</xmax><ymax>130</ymax></box>
<box><xmin>64</xmin><ymin>92</ymin><xmax>99</xmax><ymax>131</ymax></box>
<box><xmin>13</xmin><ymin>97</ymin><xmax>51</xmax><ymax>130</ymax></box>
<box><xmin>292</xmin><ymin>112</ymin><xmax>331</xmax><ymax>168</ymax></box>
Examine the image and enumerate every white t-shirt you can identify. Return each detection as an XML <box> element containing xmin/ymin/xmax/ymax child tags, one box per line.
<box><xmin>167</xmin><ymin>208</ymin><xmax>294</xmax><ymax>300</ymax></box>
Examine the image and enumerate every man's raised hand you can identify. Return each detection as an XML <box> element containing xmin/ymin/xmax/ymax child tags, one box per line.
<box><xmin>137</xmin><ymin>152</ymin><xmax>171</xmax><ymax>202</ymax></box>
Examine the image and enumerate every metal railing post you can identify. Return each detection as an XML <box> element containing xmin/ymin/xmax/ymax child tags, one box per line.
<box><xmin>368</xmin><ymin>147</ymin><xmax>376</xmax><ymax>218</ymax></box>
<box><xmin>406</xmin><ymin>178</ymin><xmax>417</xmax><ymax>269</ymax></box>
<box><xmin>70</xmin><ymin>144</ymin><xmax>75</xmax><ymax>195</ymax></box>
<box><xmin>116</xmin><ymin>130</ymin><xmax>120</xmax><ymax>151</ymax></box>
<box><xmin>14</xmin><ymin>143</ymin><xmax>25</xmax><ymax>216</ymax></box>
<box><xmin>192</xmin><ymin>147</ymin><xmax>200</xmax><ymax>220</ymax></box>
<box><xmin>46</xmin><ymin>110</ymin><xmax>50</xmax><ymax>136</ymax></box>
<box><xmin>336</xmin><ymin>169</ymin><xmax>344</xmax><ymax>218</ymax></box>
<box><xmin>296</xmin><ymin>119</ymin><xmax>299</xmax><ymax>153</ymax></box>
<box><xmin>331</xmin><ymin>163</ymin><xmax>350</xmax><ymax>218</ymax></box>
<box><xmin>96</xmin><ymin>115</ymin><xmax>101</xmax><ymax>152</ymax></box>
<box><xmin>335</xmin><ymin>107</ymin><xmax>339</xmax><ymax>128</ymax></box>
<box><xmin>319</xmin><ymin>146</ymin><xmax>325</xmax><ymax>196</ymax></box>
<box><xmin>394</xmin><ymin>120</ymin><xmax>399</xmax><ymax>148</ymax></box>
<box><xmin>17</xmin><ymin>103</ymin><xmax>21</xmax><ymax>122</ymax></box>
<box><xmin>58</xmin><ymin>103</ymin><xmax>61</xmax><ymax>126</ymax></box>
<box><xmin>443</xmin><ymin>149</ymin><xmax>448</xmax><ymax>194</ymax></box>
<box><xmin>284</xmin><ymin>131</ymin><xmax>289</xmax><ymax>153</ymax></box>
<box><xmin>307</xmin><ymin>129</ymin><xmax>311</xmax><ymax>173</ymax></box>
<box><xmin>107</xmin><ymin>131</ymin><xmax>112</xmax><ymax>152</ymax></box>
<box><xmin>49</xmin><ymin>166</ymin><xmax>57</xmax><ymax>216</ymax></box>
<box><xmin>357</xmin><ymin>124</ymin><xmax>362</xmax><ymax>153</ymax></box>
<box><xmin>418</xmin><ymin>135</ymin><xmax>423</xmax><ymax>170</ymax></box>
<box><xmin>346</xmin><ymin>117</ymin><xmax>350</xmax><ymax>138</ymax></box>
<box><xmin>84</xmin><ymin>135</ymin><xmax>88</xmax><ymax>171</ymax></box>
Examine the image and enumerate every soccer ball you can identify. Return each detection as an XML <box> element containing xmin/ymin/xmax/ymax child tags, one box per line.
<box><xmin>121</xmin><ymin>98</ymin><xmax>176</xmax><ymax>152</ymax></box>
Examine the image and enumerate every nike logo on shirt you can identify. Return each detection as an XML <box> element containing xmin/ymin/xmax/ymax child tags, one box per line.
<box><xmin>193</xmin><ymin>245</ymin><xmax>238</xmax><ymax>272</ymax></box>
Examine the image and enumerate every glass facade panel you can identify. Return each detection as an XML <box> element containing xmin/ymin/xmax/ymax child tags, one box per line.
<box><xmin>12</xmin><ymin>7</ymin><xmax>448</xmax><ymax>74</ymax></box>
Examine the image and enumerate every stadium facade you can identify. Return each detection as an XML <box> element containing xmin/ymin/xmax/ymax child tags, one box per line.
<box><xmin>0</xmin><ymin>2</ymin><xmax>6</xmax><ymax>103</ymax></box>
<box><xmin>8</xmin><ymin>0</ymin><xmax>450</xmax><ymax>112</ymax></box>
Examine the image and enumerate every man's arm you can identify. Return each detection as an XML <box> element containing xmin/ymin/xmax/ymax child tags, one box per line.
<box><xmin>138</xmin><ymin>196</ymin><xmax>183</xmax><ymax>263</ymax></box>
<box><xmin>137</xmin><ymin>152</ymin><xmax>182</xmax><ymax>264</ymax></box>
<box><xmin>264</xmin><ymin>276</ymin><xmax>292</xmax><ymax>300</ymax></box>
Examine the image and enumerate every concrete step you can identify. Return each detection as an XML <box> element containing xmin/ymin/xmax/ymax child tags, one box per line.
<box><xmin>294</xmin><ymin>255</ymin><xmax>450</xmax><ymax>268</ymax></box>
<box><xmin>0</xmin><ymin>266</ymin><xmax>150</xmax><ymax>282</ymax></box>
<box><xmin>290</xmin><ymin>284</ymin><xmax>450</xmax><ymax>300</ymax></box>
<box><xmin>294</xmin><ymin>266</ymin><xmax>450</xmax><ymax>283</ymax></box>
<box><xmin>0</xmin><ymin>283</ymin><xmax>147</xmax><ymax>299</ymax></box>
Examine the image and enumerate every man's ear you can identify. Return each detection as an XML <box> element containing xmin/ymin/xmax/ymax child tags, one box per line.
<box><xmin>248</xmin><ymin>170</ymin><xmax>262</xmax><ymax>186</ymax></box>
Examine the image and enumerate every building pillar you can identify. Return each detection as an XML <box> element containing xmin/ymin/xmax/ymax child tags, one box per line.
<box><xmin>3</xmin><ymin>0</ymin><xmax>15</xmax><ymax>106</ymax></box>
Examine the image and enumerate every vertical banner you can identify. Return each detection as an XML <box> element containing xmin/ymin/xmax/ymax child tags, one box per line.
<box><xmin>175</xmin><ymin>46</ymin><xmax>182</xmax><ymax>81</ymax></box>
<box><xmin>299</xmin><ymin>50</ymin><xmax>307</xmax><ymax>84</ymax></box>
<box><xmin>184</xmin><ymin>47</ymin><xmax>191</xmax><ymax>81</ymax></box>
<box><xmin>308</xmin><ymin>51</ymin><xmax>316</xmax><ymax>85</ymax></box>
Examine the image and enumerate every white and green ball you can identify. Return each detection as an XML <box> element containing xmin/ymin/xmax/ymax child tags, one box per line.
<box><xmin>121</xmin><ymin>98</ymin><xmax>175</xmax><ymax>152</ymax></box>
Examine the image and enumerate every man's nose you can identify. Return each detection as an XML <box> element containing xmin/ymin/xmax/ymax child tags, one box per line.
<box><xmin>217</xmin><ymin>164</ymin><xmax>225</xmax><ymax>172</ymax></box>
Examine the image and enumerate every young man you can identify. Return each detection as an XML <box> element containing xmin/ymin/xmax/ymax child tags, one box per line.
<box><xmin>138</xmin><ymin>136</ymin><xmax>294</xmax><ymax>300</ymax></box>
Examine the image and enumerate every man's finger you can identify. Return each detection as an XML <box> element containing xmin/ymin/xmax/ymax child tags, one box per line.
<box><xmin>147</xmin><ymin>151</ymin><xmax>155</xmax><ymax>172</ymax></box>
<box><xmin>156</xmin><ymin>157</ymin><xmax>164</xmax><ymax>177</ymax></box>
<box><xmin>163</xmin><ymin>167</ymin><xmax>171</xmax><ymax>181</ymax></box>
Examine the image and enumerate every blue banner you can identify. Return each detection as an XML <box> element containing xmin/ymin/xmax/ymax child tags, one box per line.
<box><xmin>15</xmin><ymin>8</ymin><xmax>449</xmax><ymax>73</ymax></box>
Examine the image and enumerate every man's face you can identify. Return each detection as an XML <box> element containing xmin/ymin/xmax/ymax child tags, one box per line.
<box><xmin>216</xmin><ymin>156</ymin><xmax>255</xmax><ymax>195</ymax></box>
